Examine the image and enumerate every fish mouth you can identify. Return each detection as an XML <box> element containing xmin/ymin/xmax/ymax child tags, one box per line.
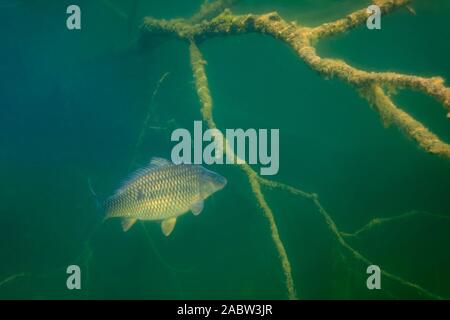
<box><xmin>211</xmin><ymin>171</ymin><xmax>227</xmax><ymax>189</ymax></box>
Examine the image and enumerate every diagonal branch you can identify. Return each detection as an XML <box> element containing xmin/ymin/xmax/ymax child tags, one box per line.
<box><xmin>141</xmin><ymin>1</ymin><xmax>450</xmax><ymax>159</ymax></box>
<box><xmin>257</xmin><ymin>177</ymin><xmax>445</xmax><ymax>300</ymax></box>
<box><xmin>341</xmin><ymin>210</ymin><xmax>450</xmax><ymax>238</ymax></box>
<box><xmin>310</xmin><ymin>0</ymin><xmax>413</xmax><ymax>39</ymax></box>
<box><xmin>189</xmin><ymin>41</ymin><xmax>298</xmax><ymax>300</ymax></box>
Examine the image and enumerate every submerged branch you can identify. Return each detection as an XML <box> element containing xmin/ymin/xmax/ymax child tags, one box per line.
<box><xmin>131</xmin><ymin>72</ymin><xmax>170</xmax><ymax>168</ymax></box>
<box><xmin>189</xmin><ymin>0</ymin><xmax>239</xmax><ymax>24</ymax></box>
<box><xmin>341</xmin><ymin>210</ymin><xmax>450</xmax><ymax>238</ymax></box>
<box><xmin>189</xmin><ymin>41</ymin><xmax>298</xmax><ymax>300</ymax></box>
<box><xmin>309</xmin><ymin>0</ymin><xmax>412</xmax><ymax>39</ymax></box>
<box><xmin>257</xmin><ymin>177</ymin><xmax>445</xmax><ymax>300</ymax></box>
<box><xmin>360</xmin><ymin>84</ymin><xmax>450</xmax><ymax>158</ymax></box>
<box><xmin>0</xmin><ymin>272</ymin><xmax>30</xmax><ymax>289</ymax></box>
<box><xmin>141</xmin><ymin>0</ymin><xmax>450</xmax><ymax>158</ymax></box>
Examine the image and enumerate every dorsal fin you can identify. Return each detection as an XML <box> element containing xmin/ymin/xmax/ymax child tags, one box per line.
<box><xmin>149</xmin><ymin>157</ymin><xmax>172</xmax><ymax>168</ymax></box>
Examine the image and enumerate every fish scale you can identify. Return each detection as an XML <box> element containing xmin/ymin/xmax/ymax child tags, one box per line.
<box><xmin>103</xmin><ymin>157</ymin><xmax>227</xmax><ymax>234</ymax></box>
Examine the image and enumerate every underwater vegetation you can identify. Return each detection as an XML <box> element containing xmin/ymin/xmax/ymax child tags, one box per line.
<box><xmin>141</xmin><ymin>0</ymin><xmax>450</xmax><ymax>300</ymax></box>
<box><xmin>0</xmin><ymin>0</ymin><xmax>449</xmax><ymax>300</ymax></box>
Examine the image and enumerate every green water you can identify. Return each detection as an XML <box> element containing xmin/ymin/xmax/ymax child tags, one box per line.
<box><xmin>0</xmin><ymin>0</ymin><xmax>449</xmax><ymax>299</ymax></box>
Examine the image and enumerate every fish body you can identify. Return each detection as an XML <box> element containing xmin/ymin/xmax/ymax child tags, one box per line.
<box><xmin>105</xmin><ymin>157</ymin><xmax>226</xmax><ymax>235</ymax></box>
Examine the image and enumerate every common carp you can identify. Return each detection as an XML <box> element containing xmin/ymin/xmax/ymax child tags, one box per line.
<box><xmin>104</xmin><ymin>157</ymin><xmax>227</xmax><ymax>236</ymax></box>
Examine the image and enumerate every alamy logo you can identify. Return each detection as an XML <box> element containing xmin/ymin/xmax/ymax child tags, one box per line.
<box><xmin>366</xmin><ymin>265</ymin><xmax>381</xmax><ymax>290</ymax></box>
<box><xmin>66</xmin><ymin>5</ymin><xmax>81</xmax><ymax>30</ymax></box>
<box><xmin>367</xmin><ymin>5</ymin><xmax>381</xmax><ymax>30</ymax></box>
<box><xmin>171</xmin><ymin>121</ymin><xmax>279</xmax><ymax>175</ymax></box>
<box><xmin>66</xmin><ymin>265</ymin><xmax>81</xmax><ymax>290</ymax></box>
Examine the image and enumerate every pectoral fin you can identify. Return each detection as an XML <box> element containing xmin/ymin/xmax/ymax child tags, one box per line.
<box><xmin>161</xmin><ymin>217</ymin><xmax>177</xmax><ymax>236</ymax></box>
<box><xmin>121</xmin><ymin>218</ymin><xmax>137</xmax><ymax>232</ymax></box>
<box><xmin>191</xmin><ymin>200</ymin><xmax>204</xmax><ymax>216</ymax></box>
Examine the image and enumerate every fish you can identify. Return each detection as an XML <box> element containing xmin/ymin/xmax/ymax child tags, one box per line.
<box><xmin>104</xmin><ymin>157</ymin><xmax>227</xmax><ymax>236</ymax></box>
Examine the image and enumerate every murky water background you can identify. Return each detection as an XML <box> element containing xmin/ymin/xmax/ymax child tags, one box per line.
<box><xmin>1</xmin><ymin>0</ymin><xmax>449</xmax><ymax>299</ymax></box>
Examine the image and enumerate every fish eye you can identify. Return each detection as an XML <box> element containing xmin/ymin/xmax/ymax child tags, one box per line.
<box><xmin>212</xmin><ymin>174</ymin><xmax>227</xmax><ymax>188</ymax></box>
<box><xmin>201</xmin><ymin>168</ymin><xmax>227</xmax><ymax>188</ymax></box>
<box><xmin>217</xmin><ymin>175</ymin><xmax>227</xmax><ymax>186</ymax></box>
